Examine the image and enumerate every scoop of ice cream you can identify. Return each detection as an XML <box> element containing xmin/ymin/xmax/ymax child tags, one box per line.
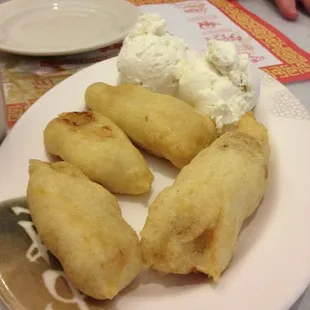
<box><xmin>118</xmin><ymin>17</ymin><xmax>188</xmax><ymax>95</ymax></box>
<box><xmin>207</xmin><ymin>39</ymin><xmax>237</xmax><ymax>75</ymax></box>
<box><xmin>229</xmin><ymin>54</ymin><xmax>261</xmax><ymax>109</ymax></box>
<box><xmin>125</xmin><ymin>13</ymin><xmax>166</xmax><ymax>41</ymax></box>
<box><xmin>178</xmin><ymin>40</ymin><xmax>259</xmax><ymax>128</ymax></box>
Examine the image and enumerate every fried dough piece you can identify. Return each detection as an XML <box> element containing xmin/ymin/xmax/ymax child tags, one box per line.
<box><xmin>85</xmin><ymin>83</ymin><xmax>216</xmax><ymax>169</ymax></box>
<box><xmin>141</xmin><ymin>113</ymin><xmax>270</xmax><ymax>280</ymax></box>
<box><xmin>27</xmin><ymin>160</ymin><xmax>142</xmax><ymax>299</ymax></box>
<box><xmin>44</xmin><ymin>111</ymin><xmax>153</xmax><ymax>195</ymax></box>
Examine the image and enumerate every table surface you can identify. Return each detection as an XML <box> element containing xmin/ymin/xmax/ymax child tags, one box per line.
<box><xmin>0</xmin><ymin>1</ymin><xmax>310</xmax><ymax>309</ymax></box>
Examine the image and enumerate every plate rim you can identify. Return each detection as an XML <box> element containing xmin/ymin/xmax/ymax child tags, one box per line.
<box><xmin>0</xmin><ymin>0</ymin><xmax>139</xmax><ymax>56</ymax></box>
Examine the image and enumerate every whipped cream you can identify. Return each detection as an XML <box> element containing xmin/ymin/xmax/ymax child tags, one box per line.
<box><xmin>117</xmin><ymin>13</ymin><xmax>188</xmax><ymax>95</ymax></box>
<box><xmin>178</xmin><ymin>40</ymin><xmax>258</xmax><ymax>128</ymax></box>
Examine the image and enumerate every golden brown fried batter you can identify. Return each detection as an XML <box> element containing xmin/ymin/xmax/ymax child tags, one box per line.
<box><xmin>141</xmin><ymin>113</ymin><xmax>270</xmax><ymax>280</ymax></box>
<box><xmin>27</xmin><ymin>160</ymin><xmax>142</xmax><ymax>299</ymax></box>
<box><xmin>85</xmin><ymin>83</ymin><xmax>216</xmax><ymax>169</ymax></box>
<box><xmin>44</xmin><ymin>111</ymin><xmax>154</xmax><ymax>195</ymax></box>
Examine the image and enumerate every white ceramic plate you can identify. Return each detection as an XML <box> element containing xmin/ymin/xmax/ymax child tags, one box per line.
<box><xmin>0</xmin><ymin>0</ymin><xmax>139</xmax><ymax>56</ymax></box>
<box><xmin>0</xmin><ymin>57</ymin><xmax>310</xmax><ymax>310</ymax></box>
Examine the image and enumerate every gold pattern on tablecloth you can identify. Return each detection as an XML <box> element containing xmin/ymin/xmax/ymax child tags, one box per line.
<box><xmin>209</xmin><ymin>0</ymin><xmax>310</xmax><ymax>82</ymax></box>
<box><xmin>4</xmin><ymin>71</ymin><xmax>74</xmax><ymax>127</ymax></box>
<box><xmin>1</xmin><ymin>45</ymin><xmax>121</xmax><ymax>127</ymax></box>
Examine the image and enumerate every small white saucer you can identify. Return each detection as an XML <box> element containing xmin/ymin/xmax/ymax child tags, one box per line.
<box><xmin>0</xmin><ymin>0</ymin><xmax>139</xmax><ymax>56</ymax></box>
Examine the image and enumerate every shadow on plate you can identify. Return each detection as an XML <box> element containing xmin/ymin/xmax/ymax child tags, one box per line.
<box><xmin>231</xmin><ymin>154</ymin><xmax>279</xmax><ymax>266</ymax></box>
<box><xmin>98</xmin><ymin>270</ymin><xmax>209</xmax><ymax>310</ymax></box>
<box><xmin>116</xmin><ymin>189</ymin><xmax>154</xmax><ymax>207</ymax></box>
<box><xmin>140</xmin><ymin>149</ymin><xmax>179</xmax><ymax>179</ymax></box>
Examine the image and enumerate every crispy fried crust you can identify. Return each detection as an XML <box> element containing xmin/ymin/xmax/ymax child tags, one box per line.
<box><xmin>141</xmin><ymin>113</ymin><xmax>270</xmax><ymax>280</ymax></box>
<box><xmin>44</xmin><ymin>111</ymin><xmax>154</xmax><ymax>195</ymax></box>
<box><xmin>85</xmin><ymin>83</ymin><xmax>217</xmax><ymax>169</ymax></box>
<box><xmin>27</xmin><ymin>160</ymin><xmax>142</xmax><ymax>299</ymax></box>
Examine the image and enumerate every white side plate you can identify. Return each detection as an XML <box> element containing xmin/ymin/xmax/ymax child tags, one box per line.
<box><xmin>0</xmin><ymin>0</ymin><xmax>139</xmax><ymax>56</ymax></box>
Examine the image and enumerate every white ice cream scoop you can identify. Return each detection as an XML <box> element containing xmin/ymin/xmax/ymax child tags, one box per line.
<box><xmin>118</xmin><ymin>34</ymin><xmax>187</xmax><ymax>95</ymax></box>
<box><xmin>117</xmin><ymin>13</ymin><xmax>188</xmax><ymax>95</ymax></box>
<box><xmin>124</xmin><ymin>12</ymin><xmax>166</xmax><ymax>41</ymax></box>
<box><xmin>117</xmin><ymin>13</ymin><xmax>260</xmax><ymax>126</ymax></box>
<box><xmin>178</xmin><ymin>40</ymin><xmax>260</xmax><ymax>129</ymax></box>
